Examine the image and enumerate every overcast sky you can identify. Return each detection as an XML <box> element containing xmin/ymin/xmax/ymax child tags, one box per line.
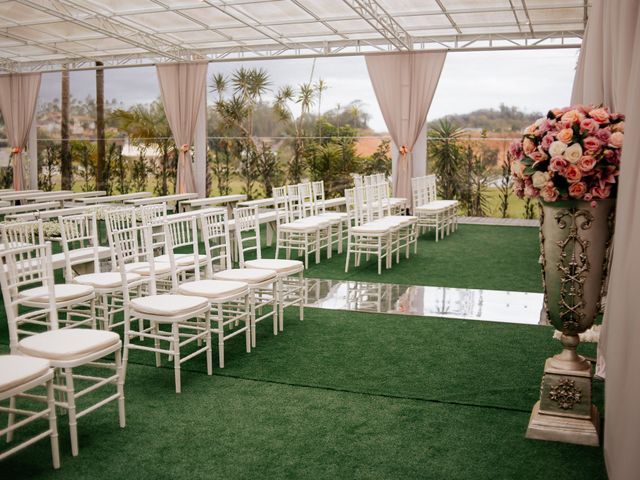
<box><xmin>37</xmin><ymin>48</ymin><xmax>579</xmax><ymax>133</ymax></box>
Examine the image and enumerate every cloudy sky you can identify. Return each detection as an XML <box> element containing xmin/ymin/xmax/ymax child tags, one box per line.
<box><xmin>38</xmin><ymin>48</ymin><xmax>579</xmax><ymax>133</ymax></box>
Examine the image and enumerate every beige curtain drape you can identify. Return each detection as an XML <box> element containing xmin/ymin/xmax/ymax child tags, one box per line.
<box><xmin>572</xmin><ymin>1</ymin><xmax>640</xmax><ymax>477</ymax></box>
<box><xmin>365</xmin><ymin>51</ymin><xmax>446</xmax><ymax>205</ymax></box>
<box><xmin>0</xmin><ymin>73</ymin><xmax>41</xmax><ymax>191</ymax></box>
<box><xmin>156</xmin><ymin>62</ymin><xmax>207</xmax><ymax>194</ymax></box>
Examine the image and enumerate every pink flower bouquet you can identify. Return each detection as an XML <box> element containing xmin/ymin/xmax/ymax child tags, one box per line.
<box><xmin>509</xmin><ymin>105</ymin><xmax>624</xmax><ymax>203</ymax></box>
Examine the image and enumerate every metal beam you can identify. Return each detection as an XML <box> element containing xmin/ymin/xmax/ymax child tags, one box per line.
<box><xmin>343</xmin><ymin>0</ymin><xmax>412</xmax><ymax>50</ymax></box>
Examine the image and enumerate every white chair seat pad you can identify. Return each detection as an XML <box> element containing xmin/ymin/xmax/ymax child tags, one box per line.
<box><xmin>154</xmin><ymin>253</ymin><xmax>204</xmax><ymax>266</ymax></box>
<box><xmin>75</xmin><ymin>272</ymin><xmax>141</xmax><ymax>288</ymax></box>
<box><xmin>352</xmin><ymin>224</ymin><xmax>391</xmax><ymax>234</ymax></box>
<box><xmin>0</xmin><ymin>355</ymin><xmax>51</xmax><ymax>393</ymax></box>
<box><xmin>124</xmin><ymin>261</ymin><xmax>171</xmax><ymax>276</ymax></box>
<box><xmin>131</xmin><ymin>294</ymin><xmax>209</xmax><ymax>317</ymax></box>
<box><xmin>19</xmin><ymin>329</ymin><xmax>120</xmax><ymax>361</ymax></box>
<box><xmin>178</xmin><ymin>280</ymin><xmax>248</xmax><ymax>300</ymax></box>
<box><xmin>213</xmin><ymin>268</ymin><xmax>277</xmax><ymax>284</ymax></box>
<box><xmin>279</xmin><ymin>222</ymin><xmax>320</xmax><ymax>233</ymax></box>
<box><xmin>19</xmin><ymin>284</ymin><xmax>94</xmax><ymax>303</ymax></box>
<box><xmin>245</xmin><ymin>259</ymin><xmax>303</xmax><ymax>274</ymax></box>
<box><xmin>319</xmin><ymin>212</ymin><xmax>348</xmax><ymax>221</ymax></box>
<box><xmin>415</xmin><ymin>203</ymin><xmax>449</xmax><ymax>213</ymax></box>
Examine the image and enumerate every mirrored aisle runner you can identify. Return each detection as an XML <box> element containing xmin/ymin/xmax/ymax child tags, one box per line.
<box><xmin>304</xmin><ymin>279</ymin><xmax>545</xmax><ymax>326</ymax></box>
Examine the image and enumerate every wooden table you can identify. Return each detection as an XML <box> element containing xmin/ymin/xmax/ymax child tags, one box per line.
<box><xmin>0</xmin><ymin>190</ymin><xmax>72</xmax><ymax>204</ymax></box>
<box><xmin>0</xmin><ymin>201</ymin><xmax>60</xmax><ymax>218</ymax></box>
<box><xmin>5</xmin><ymin>204</ymin><xmax>110</xmax><ymax>222</ymax></box>
<box><xmin>78</xmin><ymin>192</ymin><xmax>153</xmax><ymax>205</ymax></box>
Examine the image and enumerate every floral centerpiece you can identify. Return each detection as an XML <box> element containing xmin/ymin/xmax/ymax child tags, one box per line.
<box><xmin>518</xmin><ymin>105</ymin><xmax>624</xmax><ymax>446</ymax></box>
<box><xmin>509</xmin><ymin>105</ymin><xmax>624</xmax><ymax>203</ymax></box>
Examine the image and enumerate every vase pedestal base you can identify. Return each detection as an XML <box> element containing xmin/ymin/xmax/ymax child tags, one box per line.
<box><xmin>526</xmin><ymin>401</ymin><xmax>599</xmax><ymax>446</ymax></box>
<box><xmin>526</xmin><ymin>358</ymin><xmax>600</xmax><ymax>446</ymax></box>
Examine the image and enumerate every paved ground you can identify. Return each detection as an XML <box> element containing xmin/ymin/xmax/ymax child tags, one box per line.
<box><xmin>458</xmin><ymin>216</ymin><xmax>539</xmax><ymax>227</ymax></box>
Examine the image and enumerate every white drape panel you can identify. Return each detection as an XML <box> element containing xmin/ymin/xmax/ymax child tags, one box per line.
<box><xmin>156</xmin><ymin>62</ymin><xmax>208</xmax><ymax>194</ymax></box>
<box><xmin>0</xmin><ymin>73</ymin><xmax>41</xmax><ymax>191</ymax></box>
<box><xmin>365</xmin><ymin>51</ymin><xmax>446</xmax><ymax>205</ymax></box>
<box><xmin>601</xmin><ymin>5</ymin><xmax>640</xmax><ymax>478</ymax></box>
<box><xmin>572</xmin><ymin>1</ymin><xmax>640</xmax><ymax>477</ymax></box>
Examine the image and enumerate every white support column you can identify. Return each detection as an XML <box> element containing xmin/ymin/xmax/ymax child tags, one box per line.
<box><xmin>194</xmin><ymin>84</ymin><xmax>207</xmax><ymax>198</ymax></box>
<box><xmin>27</xmin><ymin>115</ymin><xmax>38</xmax><ymax>189</ymax></box>
<box><xmin>390</xmin><ymin>121</ymin><xmax>428</xmax><ymax>192</ymax></box>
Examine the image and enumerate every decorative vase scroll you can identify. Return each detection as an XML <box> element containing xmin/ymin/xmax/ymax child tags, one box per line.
<box><xmin>539</xmin><ymin>199</ymin><xmax>615</xmax><ymax>371</ymax></box>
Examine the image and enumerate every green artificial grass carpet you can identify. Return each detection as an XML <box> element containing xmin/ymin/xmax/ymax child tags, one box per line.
<box><xmin>0</xmin><ymin>309</ymin><xmax>606</xmax><ymax>479</ymax></box>
<box><xmin>259</xmin><ymin>224</ymin><xmax>543</xmax><ymax>293</ymax></box>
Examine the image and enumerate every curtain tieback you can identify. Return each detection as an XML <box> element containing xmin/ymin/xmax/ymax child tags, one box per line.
<box><xmin>180</xmin><ymin>144</ymin><xmax>190</xmax><ymax>153</ymax></box>
<box><xmin>399</xmin><ymin>145</ymin><xmax>410</xmax><ymax>160</ymax></box>
<box><xmin>11</xmin><ymin>146</ymin><xmax>22</xmax><ymax>155</ymax></box>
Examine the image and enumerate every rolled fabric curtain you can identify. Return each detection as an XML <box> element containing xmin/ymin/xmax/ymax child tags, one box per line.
<box><xmin>0</xmin><ymin>72</ymin><xmax>41</xmax><ymax>191</ymax></box>
<box><xmin>156</xmin><ymin>61</ymin><xmax>208</xmax><ymax>194</ymax></box>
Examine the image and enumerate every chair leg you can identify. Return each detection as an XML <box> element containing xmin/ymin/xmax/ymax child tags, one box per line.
<box><xmin>115</xmin><ymin>349</ymin><xmax>126</xmax><ymax>428</ymax></box>
<box><xmin>217</xmin><ymin>304</ymin><xmax>225</xmax><ymax>368</ymax></box>
<box><xmin>46</xmin><ymin>379</ymin><xmax>60</xmax><ymax>469</ymax></box>
<box><xmin>244</xmin><ymin>295</ymin><xmax>251</xmax><ymax>353</ymax></box>
<box><xmin>272</xmin><ymin>283</ymin><xmax>279</xmax><ymax>335</ymax></box>
<box><xmin>6</xmin><ymin>396</ymin><xmax>16</xmax><ymax>443</ymax></box>
<box><xmin>172</xmin><ymin>323</ymin><xmax>181</xmax><ymax>394</ymax></box>
<box><xmin>298</xmin><ymin>271</ymin><xmax>304</xmax><ymax>321</ymax></box>
<box><xmin>205</xmin><ymin>311</ymin><xmax>213</xmax><ymax>376</ymax></box>
<box><xmin>250</xmin><ymin>292</ymin><xmax>257</xmax><ymax>349</ymax></box>
<box><xmin>278</xmin><ymin>277</ymin><xmax>284</xmax><ymax>332</ymax></box>
<box><xmin>64</xmin><ymin>367</ymin><xmax>79</xmax><ymax>456</ymax></box>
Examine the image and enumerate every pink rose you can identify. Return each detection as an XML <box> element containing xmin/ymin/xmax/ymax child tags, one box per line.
<box><xmin>578</xmin><ymin>155</ymin><xmax>596</xmax><ymax>172</ymax></box>
<box><xmin>589</xmin><ymin>107</ymin><xmax>610</xmax><ymax>123</ymax></box>
<box><xmin>557</xmin><ymin>128</ymin><xmax>574</xmax><ymax>143</ymax></box>
<box><xmin>524</xmin><ymin>183</ymin><xmax>539</xmax><ymax>198</ymax></box>
<box><xmin>584</xmin><ymin>192</ymin><xmax>593</xmax><ymax>201</ymax></box>
<box><xmin>612</xmin><ymin>121</ymin><xmax>624</xmax><ymax>133</ymax></box>
<box><xmin>522</xmin><ymin>138</ymin><xmax>536</xmax><ymax>154</ymax></box>
<box><xmin>579</xmin><ymin>118</ymin><xmax>599</xmax><ymax>134</ymax></box>
<box><xmin>583</xmin><ymin>136</ymin><xmax>601</xmax><ymax>154</ymax></box>
<box><xmin>609</xmin><ymin>131</ymin><xmax>624</xmax><ymax>148</ymax></box>
<box><xmin>541</xmin><ymin>185</ymin><xmax>559</xmax><ymax>202</ymax></box>
<box><xmin>513</xmin><ymin>178</ymin><xmax>525</xmax><ymax>198</ymax></box>
<box><xmin>568</xmin><ymin>182</ymin><xmax>587</xmax><ymax>199</ymax></box>
<box><xmin>549</xmin><ymin>156</ymin><xmax>568</xmax><ymax>174</ymax></box>
<box><xmin>575</xmin><ymin>104</ymin><xmax>594</xmax><ymax>115</ymax></box>
<box><xmin>565</xmin><ymin>164</ymin><xmax>582</xmax><ymax>183</ymax></box>
<box><xmin>541</xmin><ymin>133</ymin><xmax>554</xmax><ymax>150</ymax></box>
<box><xmin>508</xmin><ymin>141</ymin><xmax>523</xmax><ymax>160</ymax></box>
<box><xmin>525</xmin><ymin>124</ymin><xmax>537</xmax><ymax>135</ymax></box>
<box><xmin>561</xmin><ymin>109</ymin><xmax>584</xmax><ymax>127</ymax></box>
<box><xmin>595</xmin><ymin>128</ymin><xmax>611</xmax><ymax>143</ymax></box>
<box><xmin>528</xmin><ymin>150</ymin><xmax>548</xmax><ymax>165</ymax></box>
<box><xmin>592</xmin><ymin>185</ymin><xmax>612</xmax><ymax>199</ymax></box>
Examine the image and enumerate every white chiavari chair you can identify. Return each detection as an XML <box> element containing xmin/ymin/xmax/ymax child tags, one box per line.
<box><xmin>310</xmin><ymin>181</ymin><xmax>347</xmax><ymax>256</ymax></box>
<box><xmin>113</xmin><ymin>223</ymin><xmax>211</xmax><ymax>393</ymax></box>
<box><xmin>0</xmin><ymin>243</ymin><xmax>125</xmax><ymax>457</ymax></box>
<box><xmin>174</xmin><ymin>212</ymin><xmax>251</xmax><ymax>368</ymax></box>
<box><xmin>201</xmin><ymin>210</ymin><xmax>279</xmax><ymax>349</ymax></box>
<box><xmin>412</xmin><ymin>174</ymin><xmax>459</xmax><ymax>241</ymax></box>
<box><xmin>234</xmin><ymin>205</ymin><xmax>304</xmax><ymax>328</ymax></box>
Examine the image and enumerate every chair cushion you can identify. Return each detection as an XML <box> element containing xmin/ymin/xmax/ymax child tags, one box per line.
<box><xmin>352</xmin><ymin>224</ymin><xmax>391</xmax><ymax>234</ymax></box>
<box><xmin>130</xmin><ymin>294</ymin><xmax>209</xmax><ymax>317</ymax></box>
<box><xmin>19</xmin><ymin>329</ymin><xmax>120</xmax><ymax>361</ymax></box>
<box><xmin>415</xmin><ymin>203</ymin><xmax>449</xmax><ymax>212</ymax></box>
<box><xmin>178</xmin><ymin>280</ymin><xmax>248</xmax><ymax>300</ymax></box>
<box><xmin>75</xmin><ymin>272</ymin><xmax>141</xmax><ymax>288</ymax></box>
<box><xmin>124</xmin><ymin>261</ymin><xmax>171</xmax><ymax>276</ymax></box>
<box><xmin>245</xmin><ymin>259</ymin><xmax>303</xmax><ymax>274</ymax></box>
<box><xmin>213</xmin><ymin>268</ymin><xmax>277</xmax><ymax>284</ymax></box>
<box><xmin>0</xmin><ymin>355</ymin><xmax>51</xmax><ymax>393</ymax></box>
<box><xmin>319</xmin><ymin>212</ymin><xmax>348</xmax><ymax>221</ymax></box>
<box><xmin>154</xmin><ymin>253</ymin><xmax>204</xmax><ymax>267</ymax></box>
<box><xmin>279</xmin><ymin>222</ymin><xmax>320</xmax><ymax>233</ymax></box>
<box><xmin>19</xmin><ymin>284</ymin><xmax>94</xmax><ymax>303</ymax></box>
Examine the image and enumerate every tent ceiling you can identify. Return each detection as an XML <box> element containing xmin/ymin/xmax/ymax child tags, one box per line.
<box><xmin>0</xmin><ymin>0</ymin><xmax>587</xmax><ymax>72</ymax></box>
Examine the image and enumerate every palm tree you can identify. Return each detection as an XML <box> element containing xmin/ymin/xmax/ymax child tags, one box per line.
<box><xmin>428</xmin><ymin>118</ymin><xmax>465</xmax><ymax>199</ymax></box>
<box><xmin>60</xmin><ymin>66</ymin><xmax>72</xmax><ymax>190</ymax></box>
<box><xmin>95</xmin><ymin>61</ymin><xmax>105</xmax><ymax>191</ymax></box>
<box><xmin>110</xmin><ymin>101</ymin><xmax>176</xmax><ymax>195</ymax></box>
<box><xmin>273</xmin><ymin>82</ymin><xmax>316</xmax><ymax>183</ymax></box>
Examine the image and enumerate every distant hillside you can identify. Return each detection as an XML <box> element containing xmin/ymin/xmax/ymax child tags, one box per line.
<box><xmin>430</xmin><ymin>104</ymin><xmax>543</xmax><ymax>133</ymax></box>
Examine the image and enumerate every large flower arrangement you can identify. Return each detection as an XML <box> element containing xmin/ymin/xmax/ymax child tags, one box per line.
<box><xmin>509</xmin><ymin>105</ymin><xmax>624</xmax><ymax>203</ymax></box>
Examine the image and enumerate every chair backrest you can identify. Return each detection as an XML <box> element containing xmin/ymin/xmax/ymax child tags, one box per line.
<box><xmin>110</xmin><ymin>223</ymin><xmax>157</xmax><ymax>295</ymax></box>
<box><xmin>311</xmin><ymin>181</ymin><xmax>326</xmax><ymax>215</ymax></box>
<box><xmin>0</xmin><ymin>243</ymin><xmax>58</xmax><ymax>352</ymax></box>
<box><xmin>139</xmin><ymin>203</ymin><xmax>168</xmax><ymax>255</ymax></box>
<box><xmin>297</xmin><ymin>182</ymin><xmax>315</xmax><ymax>217</ymax></box>
<box><xmin>199</xmin><ymin>209</ymin><xmax>232</xmax><ymax>277</ymax></box>
<box><xmin>59</xmin><ymin>212</ymin><xmax>101</xmax><ymax>281</ymax></box>
<box><xmin>105</xmin><ymin>207</ymin><xmax>137</xmax><ymax>265</ymax></box>
<box><xmin>162</xmin><ymin>216</ymin><xmax>200</xmax><ymax>291</ymax></box>
<box><xmin>425</xmin><ymin>174</ymin><xmax>438</xmax><ymax>202</ymax></box>
<box><xmin>1</xmin><ymin>219</ymin><xmax>44</xmax><ymax>248</ymax></box>
<box><xmin>233</xmin><ymin>206</ymin><xmax>262</xmax><ymax>268</ymax></box>
<box><xmin>272</xmin><ymin>186</ymin><xmax>292</xmax><ymax>225</ymax></box>
<box><xmin>345</xmin><ymin>187</ymin><xmax>367</xmax><ymax>227</ymax></box>
<box><xmin>352</xmin><ymin>174</ymin><xmax>363</xmax><ymax>188</ymax></box>
<box><xmin>286</xmin><ymin>184</ymin><xmax>304</xmax><ymax>220</ymax></box>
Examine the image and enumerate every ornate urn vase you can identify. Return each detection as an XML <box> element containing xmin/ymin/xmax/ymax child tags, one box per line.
<box><xmin>526</xmin><ymin>199</ymin><xmax>615</xmax><ymax>446</ymax></box>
